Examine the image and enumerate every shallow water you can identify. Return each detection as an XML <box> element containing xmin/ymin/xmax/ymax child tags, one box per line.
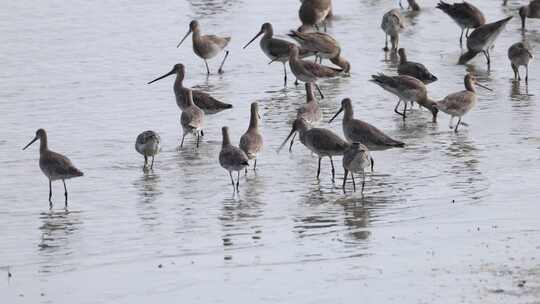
<box><xmin>2</xmin><ymin>0</ymin><xmax>540</xmax><ymax>303</ymax></box>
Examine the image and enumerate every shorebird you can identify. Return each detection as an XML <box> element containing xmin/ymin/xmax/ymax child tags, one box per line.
<box><xmin>278</xmin><ymin>118</ymin><xmax>349</xmax><ymax>181</ymax></box>
<box><xmin>519</xmin><ymin>0</ymin><xmax>540</xmax><ymax>30</ymax></box>
<box><xmin>177</xmin><ymin>20</ymin><xmax>230</xmax><ymax>75</ymax></box>
<box><xmin>342</xmin><ymin>142</ymin><xmax>374</xmax><ymax>193</ymax></box>
<box><xmin>22</xmin><ymin>129</ymin><xmax>83</xmax><ymax>208</ymax></box>
<box><xmin>297</xmin><ymin>82</ymin><xmax>322</xmax><ymax>124</ymax></box>
<box><xmin>286</xmin><ymin>44</ymin><xmax>343</xmax><ymax>99</ymax></box>
<box><xmin>298</xmin><ymin>0</ymin><xmax>333</xmax><ymax>32</ymax></box>
<box><xmin>243</xmin><ymin>23</ymin><xmax>301</xmax><ymax>86</ymax></box>
<box><xmin>436</xmin><ymin>1</ymin><xmax>486</xmax><ymax>45</ymax></box>
<box><xmin>458</xmin><ymin>16</ymin><xmax>512</xmax><ymax>68</ymax></box>
<box><xmin>381</xmin><ymin>9</ymin><xmax>405</xmax><ymax>52</ymax></box>
<box><xmin>219</xmin><ymin>126</ymin><xmax>249</xmax><ymax>191</ymax></box>
<box><xmin>508</xmin><ymin>42</ymin><xmax>533</xmax><ymax>82</ymax></box>
<box><xmin>180</xmin><ymin>89</ymin><xmax>205</xmax><ymax>148</ymax></box>
<box><xmin>329</xmin><ymin>98</ymin><xmax>405</xmax><ymax>150</ymax></box>
<box><xmin>370</xmin><ymin>73</ymin><xmax>438</xmax><ymax>122</ymax></box>
<box><xmin>397</xmin><ymin>48</ymin><xmax>438</xmax><ymax>84</ymax></box>
<box><xmin>148</xmin><ymin>63</ymin><xmax>232</xmax><ymax>114</ymax></box>
<box><xmin>289</xmin><ymin>83</ymin><xmax>323</xmax><ymax>152</ymax></box>
<box><xmin>135</xmin><ymin>131</ymin><xmax>160</xmax><ymax>170</ymax></box>
<box><xmin>435</xmin><ymin>73</ymin><xmax>492</xmax><ymax>132</ymax></box>
<box><xmin>239</xmin><ymin>102</ymin><xmax>263</xmax><ymax>171</ymax></box>
<box><xmin>287</xmin><ymin>30</ymin><xmax>351</xmax><ymax>72</ymax></box>
<box><xmin>400</xmin><ymin>0</ymin><xmax>420</xmax><ymax>11</ymax></box>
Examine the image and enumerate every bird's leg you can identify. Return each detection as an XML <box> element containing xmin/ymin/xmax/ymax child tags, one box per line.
<box><xmin>399</xmin><ymin>0</ymin><xmax>403</xmax><ymax>9</ymax></box>
<box><xmin>402</xmin><ymin>100</ymin><xmax>408</xmax><ymax>120</ymax></box>
<box><xmin>323</xmin><ymin>21</ymin><xmax>327</xmax><ymax>32</ymax></box>
<box><xmin>201</xmin><ymin>130</ymin><xmax>204</xmax><ymax>137</ymax></box>
<box><xmin>289</xmin><ymin>132</ymin><xmax>297</xmax><ymax>152</ymax></box>
<box><xmin>218</xmin><ymin>50</ymin><xmax>229</xmax><ymax>74</ymax></box>
<box><xmin>295</xmin><ymin>79</ymin><xmax>299</xmax><ymax>86</ymax></box>
<box><xmin>49</xmin><ymin>179</ymin><xmax>53</xmax><ymax>209</ymax></box>
<box><xmin>151</xmin><ymin>156</ymin><xmax>155</xmax><ymax>169</ymax></box>
<box><xmin>180</xmin><ymin>132</ymin><xmax>187</xmax><ymax>148</ymax></box>
<box><xmin>454</xmin><ymin>117</ymin><xmax>462</xmax><ymax>133</ymax></box>
<box><xmin>511</xmin><ymin>63</ymin><xmax>518</xmax><ymax>80</ymax></box>
<box><xmin>63</xmin><ymin>179</ymin><xmax>68</xmax><ymax>208</ymax></box>
<box><xmin>229</xmin><ymin>171</ymin><xmax>235</xmax><ymax>190</ymax></box>
<box><xmin>144</xmin><ymin>154</ymin><xmax>148</xmax><ymax>168</ymax></box>
<box><xmin>526</xmin><ymin>65</ymin><xmax>529</xmax><ymax>83</ymax></box>
<box><xmin>254</xmin><ymin>158</ymin><xmax>257</xmax><ymax>171</ymax></box>
<box><xmin>449</xmin><ymin>116</ymin><xmax>454</xmax><ymax>129</ymax></box>
<box><xmin>342</xmin><ymin>169</ymin><xmax>348</xmax><ymax>191</ymax></box>
<box><xmin>204</xmin><ymin>59</ymin><xmax>211</xmax><ymax>75</ymax></box>
<box><xmin>465</xmin><ymin>28</ymin><xmax>470</xmax><ymax>38</ymax></box>
<box><xmin>236</xmin><ymin>171</ymin><xmax>240</xmax><ymax>191</ymax></box>
<box><xmin>394</xmin><ymin>99</ymin><xmax>404</xmax><ymax>116</ymax></box>
<box><xmin>459</xmin><ymin>28</ymin><xmax>464</xmax><ymax>45</ymax></box>
<box><xmin>314</xmin><ymin>83</ymin><xmax>325</xmax><ymax>99</ymax></box>
<box><xmin>351</xmin><ymin>172</ymin><xmax>356</xmax><ymax>192</ymax></box>
<box><xmin>329</xmin><ymin>156</ymin><xmax>335</xmax><ymax>182</ymax></box>
<box><xmin>283</xmin><ymin>63</ymin><xmax>288</xmax><ymax>87</ymax></box>
<box><xmin>384</xmin><ymin>34</ymin><xmax>389</xmax><ymax>52</ymax></box>
<box><xmin>196</xmin><ymin>133</ymin><xmax>200</xmax><ymax>148</ymax></box>
<box><xmin>317</xmin><ymin>157</ymin><xmax>322</xmax><ymax>179</ymax></box>
<box><xmin>361</xmin><ymin>171</ymin><xmax>365</xmax><ymax>194</ymax></box>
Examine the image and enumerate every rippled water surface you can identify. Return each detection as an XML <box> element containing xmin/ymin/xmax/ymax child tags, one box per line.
<box><xmin>2</xmin><ymin>0</ymin><xmax>540</xmax><ymax>303</ymax></box>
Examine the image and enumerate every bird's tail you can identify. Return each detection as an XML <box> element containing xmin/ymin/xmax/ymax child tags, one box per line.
<box><xmin>435</xmin><ymin>1</ymin><xmax>451</xmax><ymax>13</ymax></box>
<box><xmin>69</xmin><ymin>167</ymin><xmax>84</xmax><ymax>177</ymax></box>
<box><xmin>370</xmin><ymin>73</ymin><xmax>395</xmax><ymax>87</ymax></box>
<box><xmin>458</xmin><ymin>50</ymin><xmax>479</xmax><ymax>65</ymax></box>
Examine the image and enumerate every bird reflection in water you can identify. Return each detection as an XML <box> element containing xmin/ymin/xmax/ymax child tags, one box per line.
<box><xmin>219</xmin><ymin>178</ymin><xmax>265</xmax><ymax>259</ymax></box>
<box><xmin>38</xmin><ymin>210</ymin><xmax>82</xmax><ymax>273</ymax></box>
<box><xmin>444</xmin><ymin>134</ymin><xmax>487</xmax><ymax>201</ymax></box>
<box><xmin>134</xmin><ymin>172</ymin><xmax>162</xmax><ymax>230</ymax></box>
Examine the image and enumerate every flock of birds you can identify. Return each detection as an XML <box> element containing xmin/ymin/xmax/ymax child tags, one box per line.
<box><xmin>22</xmin><ymin>0</ymin><xmax>539</xmax><ymax>208</ymax></box>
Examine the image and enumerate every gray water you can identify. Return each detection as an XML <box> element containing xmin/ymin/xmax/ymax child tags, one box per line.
<box><xmin>2</xmin><ymin>0</ymin><xmax>540</xmax><ymax>303</ymax></box>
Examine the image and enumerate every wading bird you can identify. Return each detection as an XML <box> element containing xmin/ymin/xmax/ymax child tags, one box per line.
<box><xmin>177</xmin><ymin>20</ymin><xmax>230</xmax><ymax>75</ymax></box>
<box><xmin>23</xmin><ymin>129</ymin><xmax>83</xmax><ymax>208</ymax></box>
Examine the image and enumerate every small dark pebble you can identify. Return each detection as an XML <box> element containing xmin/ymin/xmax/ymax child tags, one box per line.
<box><xmin>452</xmin><ymin>200</ymin><xmax>455</xmax><ymax>203</ymax></box>
<box><xmin>518</xmin><ymin>280</ymin><xmax>526</xmax><ymax>287</ymax></box>
<box><xmin>8</xmin><ymin>272</ymin><xmax>12</xmax><ymax>278</ymax></box>
<box><xmin>158</xmin><ymin>264</ymin><xmax>162</xmax><ymax>268</ymax></box>
<box><xmin>224</xmin><ymin>255</ymin><xmax>232</xmax><ymax>260</ymax></box>
<box><xmin>493</xmin><ymin>289</ymin><xmax>504</xmax><ymax>293</ymax></box>
<box><xmin>41</xmin><ymin>293</ymin><xmax>45</xmax><ymax>297</ymax></box>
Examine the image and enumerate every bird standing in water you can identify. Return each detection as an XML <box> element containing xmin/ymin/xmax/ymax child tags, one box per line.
<box><xmin>508</xmin><ymin>42</ymin><xmax>533</xmax><ymax>83</ymax></box>
<box><xmin>177</xmin><ymin>20</ymin><xmax>231</xmax><ymax>75</ymax></box>
<box><xmin>23</xmin><ymin>129</ymin><xmax>84</xmax><ymax>209</ymax></box>
<box><xmin>135</xmin><ymin>131</ymin><xmax>161</xmax><ymax>170</ymax></box>
<box><xmin>239</xmin><ymin>102</ymin><xmax>263</xmax><ymax>172</ymax></box>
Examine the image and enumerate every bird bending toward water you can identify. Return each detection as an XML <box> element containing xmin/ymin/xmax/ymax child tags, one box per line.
<box><xmin>370</xmin><ymin>73</ymin><xmax>438</xmax><ymax>122</ymax></box>
<box><xmin>436</xmin><ymin>1</ymin><xmax>485</xmax><ymax>45</ymax></box>
<box><xmin>458</xmin><ymin>16</ymin><xmax>512</xmax><ymax>69</ymax></box>
<box><xmin>239</xmin><ymin>102</ymin><xmax>263</xmax><ymax>172</ymax></box>
<box><xmin>135</xmin><ymin>131</ymin><xmax>160</xmax><ymax>170</ymax></box>
<box><xmin>397</xmin><ymin>48</ymin><xmax>437</xmax><ymax>84</ymax></box>
<box><xmin>287</xmin><ymin>30</ymin><xmax>351</xmax><ymax>73</ymax></box>
<box><xmin>220</xmin><ymin>127</ymin><xmax>249</xmax><ymax>191</ymax></box>
<box><xmin>148</xmin><ymin>63</ymin><xmax>232</xmax><ymax>114</ymax></box>
<box><xmin>177</xmin><ymin>20</ymin><xmax>230</xmax><ymax>75</ymax></box>
<box><xmin>435</xmin><ymin>73</ymin><xmax>492</xmax><ymax>132</ymax></box>
<box><xmin>342</xmin><ymin>142</ymin><xmax>374</xmax><ymax>193</ymax></box>
<box><xmin>289</xmin><ymin>83</ymin><xmax>322</xmax><ymax>152</ymax></box>
<box><xmin>287</xmin><ymin>45</ymin><xmax>343</xmax><ymax>99</ymax></box>
<box><xmin>278</xmin><ymin>118</ymin><xmax>349</xmax><ymax>182</ymax></box>
<box><xmin>381</xmin><ymin>9</ymin><xmax>405</xmax><ymax>52</ymax></box>
<box><xmin>329</xmin><ymin>98</ymin><xmax>405</xmax><ymax>150</ymax></box>
<box><xmin>180</xmin><ymin>89</ymin><xmax>205</xmax><ymax>148</ymax></box>
<box><xmin>23</xmin><ymin>129</ymin><xmax>83</xmax><ymax>209</ymax></box>
<box><xmin>508</xmin><ymin>42</ymin><xmax>533</xmax><ymax>83</ymax></box>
